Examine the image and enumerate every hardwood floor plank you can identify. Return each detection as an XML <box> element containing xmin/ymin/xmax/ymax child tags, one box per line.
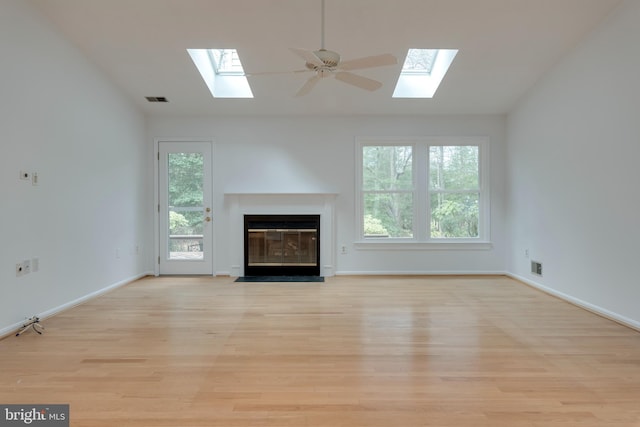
<box><xmin>1</xmin><ymin>275</ymin><xmax>639</xmax><ymax>426</ymax></box>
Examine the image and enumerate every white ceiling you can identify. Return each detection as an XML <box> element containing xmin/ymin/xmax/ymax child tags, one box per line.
<box><xmin>30</xmin><ymin>0</ymin><xmax>621</xmax><ymax>117</ymax></box>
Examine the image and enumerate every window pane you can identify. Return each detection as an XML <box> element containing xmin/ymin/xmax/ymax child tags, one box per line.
<box><xmin>167</xmin><ymin>153</ymin><xmax>205</xmax><ymax>260</ymax></box>
<box><xmin>168</xmin><ymin>238</ymin><xmax>203</xmax><ymax>260</ymax></box>
<box><xmin>168</xmin><ymin>210</ymin><xmax>204</xmax><ymax>260</ymax></box>
<box><xmin>168</xmin><ymin>153</ymin><xmax>204</xmax><ymax>207</ymax></box>
<box><xmin>169</xmin><ymin>210</ymin><xmax>204</xmax><ymax>236</ymax></box>
<box><xmin>430</xmin><ymin>193</ymin><xmax>479</xmax><ymax>238</ymax></box>
<box><xmin>364</xmin><ymin>192</ymin><xmax>413</xmax><ymax>238</ymax></box>
<box><xmin>429</xmin><ymin>146</ymin><xmax>478</xmax><ymax>190</ymax></box>
<box><xmin>363</xmin><ymin>146</ymin><xmax>413</xmax><ymax>190</ymax></box>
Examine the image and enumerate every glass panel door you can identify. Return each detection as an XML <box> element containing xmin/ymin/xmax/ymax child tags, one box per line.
<box><xmin>158</xmin><ymin>141</ymin><xmax>213</xmax><ymax>275</ymax></box>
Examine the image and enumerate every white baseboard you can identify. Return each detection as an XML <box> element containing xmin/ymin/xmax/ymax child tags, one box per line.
<box><xmin>5</xmin><ymin>271</ymin><xmax>636</xmax><ymax>337</ymax></box>
<box><xmin>0</xmin><ymin>271</ymin><xmax>153</xmax><ymax>339</ymax></box>
<box><xmin>335</xmin><ymin>270</ymin><xmax>507</xmax><ymax>276</ymax></box>
<box><xmin>507</xmin><ymin>272</ymin><xmax>640</xmax><ymax>332</ymax></box>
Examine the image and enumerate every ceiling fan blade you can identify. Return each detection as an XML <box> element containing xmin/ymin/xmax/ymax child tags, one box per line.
<box><xmin>334</xmin><ymin>72</ymin><xmax>383</xmax><ymax>91</ymax></box>
<box><xmin>290</xmin><ymin>48</ymin><xmax>325</xmax><ymax>68</ymax></box>
<box><xmin>295</xmin><ymin>74</ymin><xmax>321</xmax><ymax>96</ymax></box>
<box><xmin>338</xmin><ymin>53</ymin><xmax>397</xmax><ymax>71</ymax></box>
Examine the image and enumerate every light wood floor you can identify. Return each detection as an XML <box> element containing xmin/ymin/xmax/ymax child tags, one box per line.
<box><xmin>1</xmin><ymin>275</ymin><xmax>639</xmax><ymax>426</ymax></box>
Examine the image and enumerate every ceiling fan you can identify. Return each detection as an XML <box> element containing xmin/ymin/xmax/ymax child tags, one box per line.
<box><xmin>247</xmin><ymin>0</ymin><xmax>397</xmax><ymax>96</ymax></box>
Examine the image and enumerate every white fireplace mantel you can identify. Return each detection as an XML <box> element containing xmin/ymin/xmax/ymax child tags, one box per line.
<box><xmin>225</xmin><ymin>192</ymin><xmax>338</xmax><ymax>277</ymax></box>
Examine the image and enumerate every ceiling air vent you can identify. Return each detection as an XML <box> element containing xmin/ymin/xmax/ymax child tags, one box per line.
<box><xmin>145</xmin><ymin>96</ymin><xmax>168</xmax><ymax>103</ymax></box>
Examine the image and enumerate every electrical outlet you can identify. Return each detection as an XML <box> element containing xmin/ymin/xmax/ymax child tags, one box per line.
<box><xmin>16</xmin><ymin>263</ymin><xmax>24</xmax><ymax>277</ymax></box>
<box><xmin>32</xmin><ymin>257</ymin><xmax>39</xmax><ymax>273</ymax></box>
<box><xmin>32</xmin><ymin>172</ymin><xmax>38</xmax><ymax>186</ymax></box>
<box><xmin>524</xmin><ymin>249</ymin><xmax>529</xmax><ymax>258</ymax></box>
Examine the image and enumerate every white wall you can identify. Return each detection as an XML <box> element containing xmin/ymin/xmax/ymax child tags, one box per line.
<box><xmin>148</xmin><ymin>114</ymin><xmax>507</xmax><ymax>276</ymax></box>
<box><xmin>0</xmin><ymin>0</ymin><xmax>152</xmax><ymax>335</ymax></box>
<box><xmin>506</xmin><ymin>0</ymin><xmax>640</xmax><ymax>327</ymax></box>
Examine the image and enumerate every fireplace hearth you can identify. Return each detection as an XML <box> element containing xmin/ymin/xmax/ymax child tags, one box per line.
<box><xmin>244</xmin><ymin>214</ymin><xmax>320</xmax><ymax>276</ymax></box>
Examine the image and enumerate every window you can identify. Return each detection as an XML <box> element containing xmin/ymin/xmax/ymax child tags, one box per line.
<box><xmin>401</xmin><ymin>49</ymin><xmax>439</xmax><ymax>74</ymax></box>
<box><xmin>209</xmin><ymin>49</ymin><xmax>244</xmax><ymax>75</ymax></box>
<box><xmin>357</xmin><ymin>138</ymin><xmax>489</xmax><ymax>246</ymax></box>
<box><xmin>362</xmin><ymin>145</ymin><xmax>414</xmax><ymax>238</ymax></box>
<box><xmin>429</xmin><ymin>145</ymin><xmax>479</xmax><ymax>238</ymax></box>
<box><xmin>187</xmin><ymin>48</ymin><xmax>253</xmax><ymax>98</ymax></box>
<box><xmin>392</xmin><ymin>49</ymin><xmax>458</xmax><ymax>98</ymax></box>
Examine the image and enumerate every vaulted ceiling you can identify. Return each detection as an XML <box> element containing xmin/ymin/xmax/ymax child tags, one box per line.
<box><xmin>30</xmin><ymin>0</ymin><xmax>621</xmax><ymax>116</ymax></box>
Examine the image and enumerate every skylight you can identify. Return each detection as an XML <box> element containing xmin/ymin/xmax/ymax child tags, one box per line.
<box><xmin>187</xmin><ymin>48</ymin><xmax>253</xmax><ymax>98</ymax></box>
<box><xmin>393</xmin><ymin>49</ymin><xmax>458</xmax><ymax>98</ymax></box>
<box><xmin>210</xmin><ymin>49</ymin><xmax>244</xmax><ymax>75</ymax></box>
<box><xmin>402</xmin><ymin>49</ymin><xmax>439</xmax><ymax>74</ymax></box>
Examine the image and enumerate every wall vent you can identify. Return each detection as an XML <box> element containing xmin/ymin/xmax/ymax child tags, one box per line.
<box><xmin>531</xmin><ymin>260</ymin><xmax>543</xmax><ymax>276</ymax></box>
<box><xmin>145</xmin><ymin>96</ymin><xmax>168</xmax><ymax>102</ymax></box>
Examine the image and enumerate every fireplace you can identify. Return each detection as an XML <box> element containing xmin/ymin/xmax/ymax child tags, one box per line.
<box><xmin>244</xmin><ymin>214</ymin><xmax>320</xmax><ymax>276</ymax></box>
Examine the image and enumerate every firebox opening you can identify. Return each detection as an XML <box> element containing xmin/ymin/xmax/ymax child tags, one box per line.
<box><xmin>244</xmin><ymin>214</ymin><xmax>320</xmax><ymax>276</ymax></box>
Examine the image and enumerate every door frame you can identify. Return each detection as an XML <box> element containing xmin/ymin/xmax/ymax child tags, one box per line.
<box><xmin>154</xmin><ymin>137</ymin><xmax>215</xmax><ymax>276</ymax></box>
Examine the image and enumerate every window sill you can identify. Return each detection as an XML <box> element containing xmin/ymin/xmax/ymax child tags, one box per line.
<box><xmin>353</xmin><ymin>240</ymin><xmax>493</xmax><ymax>251</ymax></box>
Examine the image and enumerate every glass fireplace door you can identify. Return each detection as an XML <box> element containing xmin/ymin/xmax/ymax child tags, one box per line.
<box><xmin>248</xmin><ymin>229</ymin><xmax>317</xmax><ymax>267</ymax></box>
<box><xmin>244</xmin><ymin>215</ymin><xmax>320</xmax><ymax>276</ymax></box>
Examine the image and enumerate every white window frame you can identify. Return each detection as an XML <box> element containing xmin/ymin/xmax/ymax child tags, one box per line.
<box><xmin>355</xmin><ymin>137</ymin><xmax>491</xmax><ymax>250</ymax></box>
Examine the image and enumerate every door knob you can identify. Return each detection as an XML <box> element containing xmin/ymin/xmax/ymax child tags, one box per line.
<box><xmin>205</xmin><ymin>207</ymin><xmax>211</xmax><ymax>212</ymax></box>
<box><xmin>205</xmin><ymin>217</ymin><xmax>211</xmax><ymax>222</ymax></box>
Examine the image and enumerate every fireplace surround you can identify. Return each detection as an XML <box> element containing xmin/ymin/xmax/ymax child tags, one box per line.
<box><xmin>244</xmin><ymin>214</ymin><xmax>320</xmax><ymax>276</ymax></box>
<box><xmin>225</xmin><ymin>192</ymin><xmax>336</xmax><ymax>277</ymax></box>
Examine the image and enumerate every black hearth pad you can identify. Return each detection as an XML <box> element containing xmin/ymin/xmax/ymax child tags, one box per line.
<box><xmin>235</xmin><ymin>276</ymin><xmax>324</xmax><ymax>283</ymax></box>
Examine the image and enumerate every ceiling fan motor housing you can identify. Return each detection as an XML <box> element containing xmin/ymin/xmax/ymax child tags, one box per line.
<box><xmin>306</xmin><ymin>49</ymin><xmax>341</xmax><ymax>69</ymax></box>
